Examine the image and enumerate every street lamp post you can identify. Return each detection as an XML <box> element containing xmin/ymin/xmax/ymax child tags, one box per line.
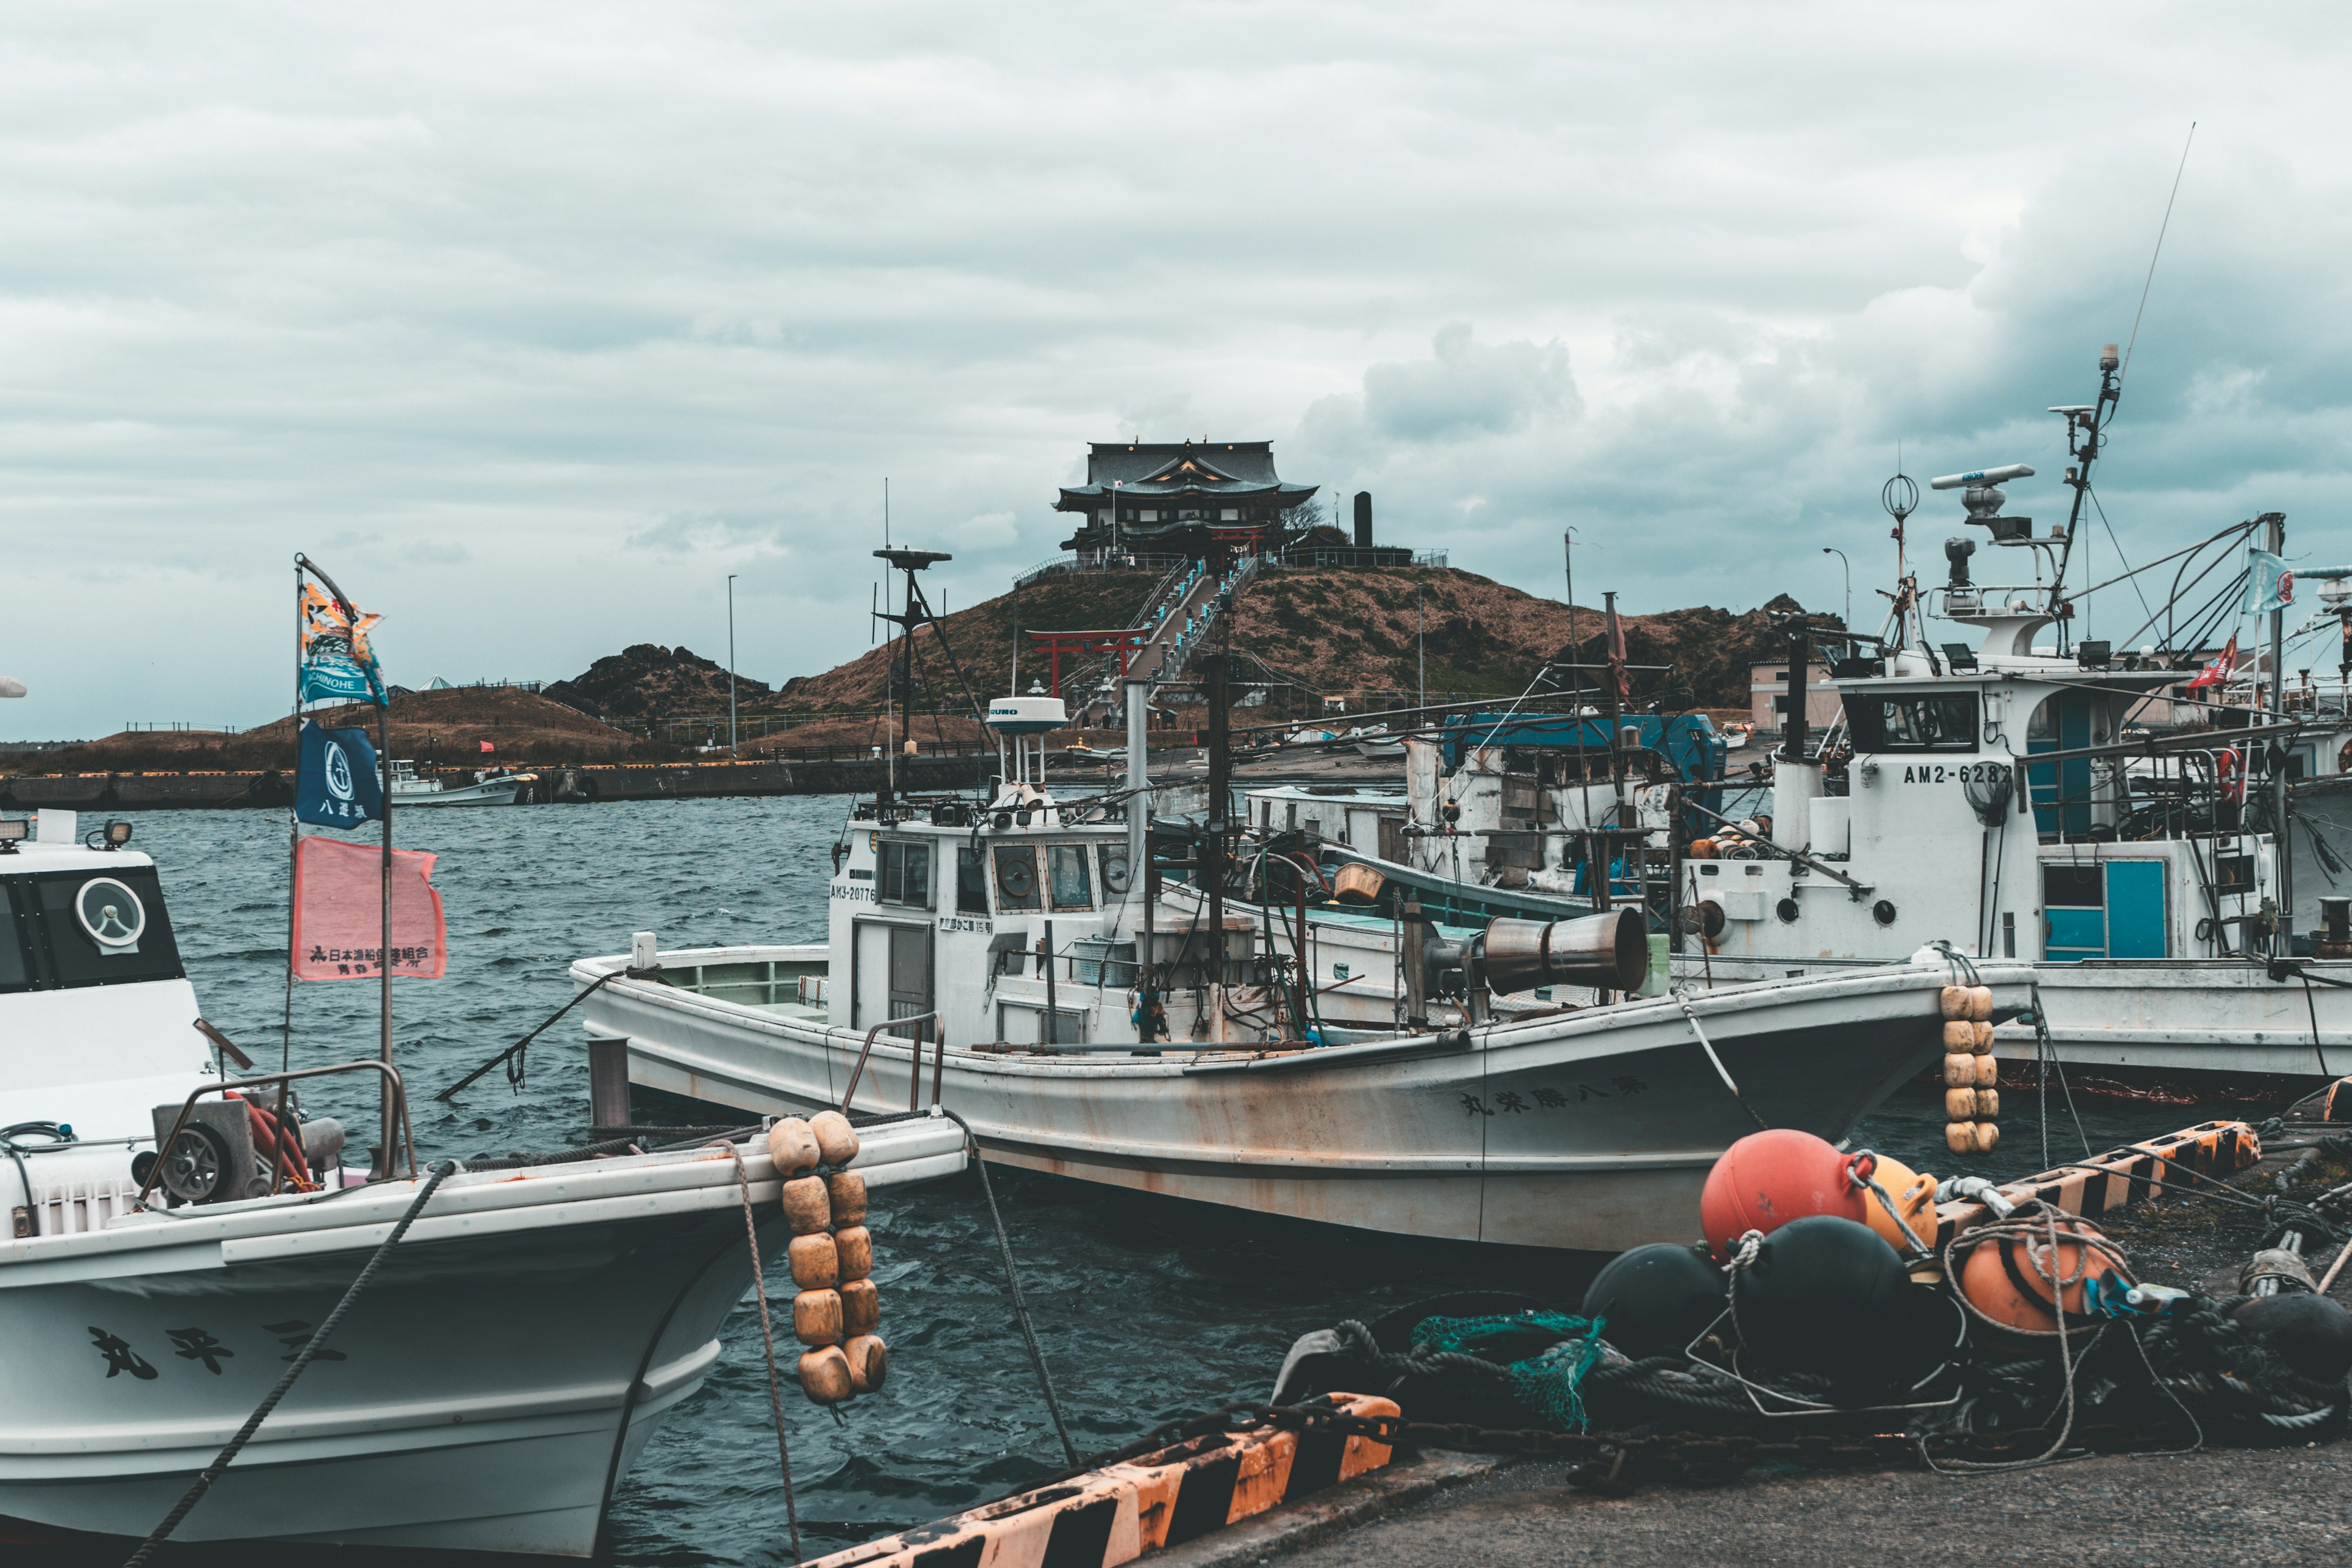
<box><xmin>726</xmin><ymin>574</ymin><xmax>739</xmax><ymax>756</ymax></box>
<box><xmin>1822</xmin><ymin>548</ymin><xmax>1850</xmax><ymax>628</ymax></box>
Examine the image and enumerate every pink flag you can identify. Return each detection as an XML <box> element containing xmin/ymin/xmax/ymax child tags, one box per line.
<box><xmin>292</xmin><ymin>834</ymin><xmax>448</xmax><ymax>981</ymax></box>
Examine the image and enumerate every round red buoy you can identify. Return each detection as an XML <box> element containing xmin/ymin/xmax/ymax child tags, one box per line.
<box><xmin>1700</xmin><ymin>1129</ymin><xmax>1867</xmax><ymax>1258</ymax></box>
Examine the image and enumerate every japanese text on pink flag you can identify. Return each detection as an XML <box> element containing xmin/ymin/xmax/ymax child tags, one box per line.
<box><xmin>292</xmin><ymin>834</ymin><xmax>448</xmax><ymax>980</ymax></box>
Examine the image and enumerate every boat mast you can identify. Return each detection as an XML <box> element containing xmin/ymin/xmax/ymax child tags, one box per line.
<box><xmin>2043</xmin><ymin>345</ymin><xmax>2123</xmax><ymax>653</ymax></box>
<box><xmin>1204</xmin><ymin>537</ymin><xmax>1231</xmax><ymax>1009</ymax></box>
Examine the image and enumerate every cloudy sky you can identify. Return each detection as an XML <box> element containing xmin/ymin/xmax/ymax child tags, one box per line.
<box><xmin>3</xmin><ymin>2</ymin><xmax>2346</xmax><ymax>737</ymax></box>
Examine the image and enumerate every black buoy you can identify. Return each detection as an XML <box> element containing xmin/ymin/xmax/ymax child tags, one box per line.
<box><xmin>2234</xmin><ymin>1292</ymin><xmax>2352</xmax><ymax>1385</ymax></box>
<box><xmin>1583</xmin><ymin>1243</ymin><xmax>1725</xmax><ymax>1358</ymax></box>
<box><xmin>1731</xmin><ymin>1215</ymin><xmax>1914</xmax><ymax>1387</ymax></box>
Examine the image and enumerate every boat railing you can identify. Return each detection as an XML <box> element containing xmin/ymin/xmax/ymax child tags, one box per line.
<box><xmin>139</xmin><ymin>1059</ymin><xmax>419</xmax><ymax>1210</ymax></box>
<box><xmin>839</xmin><ymin>1012</ymin><xmax>941</xmax><ymax>1115</ymax></box>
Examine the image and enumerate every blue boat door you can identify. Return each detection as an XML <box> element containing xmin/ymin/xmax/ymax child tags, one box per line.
<box><xmin>2041</xmin><ymin>859</ymin><xmax>2167</xmax><ymax>962</ymax></box>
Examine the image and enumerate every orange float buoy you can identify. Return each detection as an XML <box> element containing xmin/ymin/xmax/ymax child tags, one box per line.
<box><xmin>1973</xmin><ymin>1054</ymin><xmax>1998</xmax><ymax>1088</ymax></box>
<box><xmin>788</xmin><ymin>1232</ymin><xmax>840</xmax><ymax>1290</ymax></box>
<box><xmin>1699</xmin><ymin>1129</ymin><xmax>1867</xmax><ymax>1257</ymax></box>
<box><xmin>798</xmin><ymin>1344</ymin><xmax>853</xmax><ymax>1404</ymax></box>
<box><xmin>782</xmin><ymin>1175</ymin><xmax>831</xmax><ymax>1235</ymax></box>
<box><xmin>1942</xmin><ymin>1020</ymin><xmax>1977</xmax><ymax>1052</ymax></box>
<box><xmin>793</xmin><ymin>1287</ymin><xmax>843</xmax><ymax>1347</ymax></box>
<box><xmin>809</xmin><ymin>1110</ymin><xmax>861</xmax><ymax>1167</ymax></box>
<box><xmin>834</xmin><ymin>1224</ymin><xmax>874</xmax><ymax>1282</ymax></box>
<box><xmin>1940</xmin><ymin>986</ymin><xmax>1972</xmax><ymax>1020</ymax></box>
<box><xmin>1968</xmin><ymin>986</ymin><xmax>1994</xmax><ymax>1022</ymax></box>
<box><xmin>826</xmin><ymin>1170</ymin><xmax>868</xmax><ymax>1226</ymax></box>
<box><xmin>1852</xmin><ymin>1152</ymin><xmax>1936</xmax><ymax>1255</ymax></box>
<box><xmin>1957</xmin><ymin>1213</ymin><xmax>2130</xmax><ymax>1334</ymax></box>
<box><xmin>840</xmin><ymin>1277</ymin><xmax>880</xmax><ymax>1336</ymax></box>
<box><xmin>1972</xmin><ymin>1121</ymin><xmax>2000</xmax><ymax>1154</ymax></box>
<box><xmin>1945</xmin><ymin>1121</ymin><xmax>1976</xmax><ymax>1155</ymax></box>
<box><xmin>842</xmin><ymin>1333</ymin><xmax>889</xmax><ymax>1394</ymax></box>
<box><xmin>767</xmin><ymin>1117</ymin><xmax>820</xmax><ymax>1177</ymax></box>
<box><xmin>1943</xmin><ymin>1054</ymin><xmax>1977</xmax><ymax>1088</ymax></box>
<box><xmin>1943</xmin><ymin>1087</ymin><xmax>1978</xmax><ymax>1121</ymax></box>
<box><xmin>1971</xmin><ymin>1021</ymin><xmax>1996</xmax><ymax>1053</ymax></box>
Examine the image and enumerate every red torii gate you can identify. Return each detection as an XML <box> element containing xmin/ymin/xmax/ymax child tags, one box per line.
<box><xmin>1025</xmin><ymin>628</ymin><xmax>1149</xmax><ymax>698</ymax></box>
<box><xmin>1209</xmin><ymin>525</ymin><xmax>1267</xmax><ymax>555</ymax></box>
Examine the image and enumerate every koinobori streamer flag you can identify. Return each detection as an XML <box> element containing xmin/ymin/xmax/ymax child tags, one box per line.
<box><xmin>298</xmin><ymin>582</ymin><xmax>386</xmax><ymax>704</ymax></box>
<box><xmin>292</xmin><ymin>834</ymin><xmax>447</xmax><ymax>980</ymax></box>
<box><xmin>295</xmin><ymin>720</ymin><xmax>384</xmax><ymax>827</ymax></box>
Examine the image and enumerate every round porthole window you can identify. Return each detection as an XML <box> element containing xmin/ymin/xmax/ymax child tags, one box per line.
<box><xmin>1872</xmin><ymin>899</ymin><xmax>1899</xmax><ymax>927</ymax></box>
<box><xmin>1775</xmin><ymin>897</ymin><xmax>1800</xmax><ymax>924</ymax></box>
<box><xmin>77</xmin><ymin>877</ymin><xmax>147</xmax><ymax>949</ymax></box>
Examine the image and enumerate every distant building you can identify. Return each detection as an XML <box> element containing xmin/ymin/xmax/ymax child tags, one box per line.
<box><xmin>1055</xmin><ymin>440</ymin><xmax>1317</xmax><ymax>556</ymax></box>
<box><xmin>1750</xmin><ymin>660</ymin><xmax>1840</xmax><ymax>735</ymax></box>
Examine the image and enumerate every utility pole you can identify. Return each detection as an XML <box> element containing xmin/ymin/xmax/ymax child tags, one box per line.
<box><xmin>1415</xmin><ymin>583</ymin><xmax>1426</xmax><ymax>717</ymax></box>
<box><xmin>726</xmin><ymin>573</ymin><xmax>739</xmax><ymax>756</ymax></box>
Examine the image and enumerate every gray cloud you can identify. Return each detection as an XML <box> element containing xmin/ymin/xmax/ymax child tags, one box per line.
<box><xmin>2</xmin><ymin>3</ymin><xmax>2349</xmax><ymax>733</ymax></box>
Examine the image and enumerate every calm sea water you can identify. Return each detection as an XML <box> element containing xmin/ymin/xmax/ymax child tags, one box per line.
<box><xmin>129</xmin><ymin>797</ymin><xmax>2252</xmax><ymax>1562</ymax></box>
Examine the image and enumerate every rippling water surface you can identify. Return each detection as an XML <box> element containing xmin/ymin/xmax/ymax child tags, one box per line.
<box><xmin>134</xmin><ymin>797</ymin><xmax>2254</xmax><ymax>1563</ymax></box>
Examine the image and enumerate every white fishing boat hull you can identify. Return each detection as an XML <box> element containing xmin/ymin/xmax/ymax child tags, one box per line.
<box><xmin>391</xmin><ymin>776</ymin><xmax>524</xmax><ymax>807</ymax></box>
<box><xmin>1680</xmin><ymin>952</ymin><xmax>2352</xmax><ymax>1081</ymax></box>
<box><xmin>0</xmin><ymin>1121</ymin><xmax>964</xmax><ymax>1557</ymax></box>
<box><xmin>581</xmin><ymin>950</ymin><xmax>2032</xmax><ymax>1253</ymax></box>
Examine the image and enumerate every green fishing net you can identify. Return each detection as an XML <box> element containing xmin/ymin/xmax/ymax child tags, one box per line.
<box><xmin>1411</xmin><ymin>1311</ymin><xmax>1610</xmax><ymax>1431</ymax></box>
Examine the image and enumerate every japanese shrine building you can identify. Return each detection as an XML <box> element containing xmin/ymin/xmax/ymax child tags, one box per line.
<box><xmin>1055</xmin><ymin>440</ymin><xmax>1317</xmax><ymax>556</ymax></box>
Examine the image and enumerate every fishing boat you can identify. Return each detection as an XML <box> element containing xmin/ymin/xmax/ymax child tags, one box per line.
<box><xmin>0</xmin><ymin>807</ymin><xmax>963</xmax><ymax>1556</ymax></box>
<box><xmin>388</xmin><ymin>758</ymin><xmax>528</xmax><ymax>806</ymax></box>
<box><xmin>1317</xmin><ymin>349</ymin><xmax>2352</xmax><ymax>1085</ymax></box>
<box><xmin>573</xmin><ymin>578</ymin><xmax>2033</xmax><ymax>1253</ymax></box>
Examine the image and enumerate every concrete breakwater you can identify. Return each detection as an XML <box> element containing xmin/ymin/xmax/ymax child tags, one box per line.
<box><xmin>0</xmin><ymin>753</ymin><xmax>990</xmax><ymax>811</ymax></box>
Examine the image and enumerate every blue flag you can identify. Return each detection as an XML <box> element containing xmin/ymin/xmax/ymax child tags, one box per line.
<box><xmin>296</xmin><ymin>720</ymin><xmax>384</xmax><ymax>827</ymax></box>
<box><xmin>2245</xmin><ymin>548</ymin><xmax>2295</xmax><ymax>617</ymax></box>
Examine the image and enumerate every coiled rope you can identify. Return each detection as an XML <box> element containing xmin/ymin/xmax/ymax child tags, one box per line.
<box><xmin>123</xmin><ymin>1161</ymin><xmax>457</xmax><ymax>1567</ymax></box>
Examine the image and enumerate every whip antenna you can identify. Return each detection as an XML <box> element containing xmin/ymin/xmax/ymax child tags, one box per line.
<box><xmin>2121</xmin><ymin>121</ymin><xmax>2196</xmax><ymax>388</ymax></box>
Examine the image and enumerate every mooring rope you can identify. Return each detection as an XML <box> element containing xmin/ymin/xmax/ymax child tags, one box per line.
<box><xmin>723</xmin><ymin>1143</ymin><xmax>803</xmax><ymax>1564</ymax></box>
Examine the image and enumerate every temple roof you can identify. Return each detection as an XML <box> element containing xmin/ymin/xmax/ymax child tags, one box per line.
<box><xmin>1055</xmin><ymin>440</ymin><xmax>1317</xmax><ymax>513</ymax></box>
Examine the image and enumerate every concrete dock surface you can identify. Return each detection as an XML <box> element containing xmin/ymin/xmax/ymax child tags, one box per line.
<box><xmin>1243</xmin><ymin>1445</ymin><xmax>2352</xmax><ymax>1567</ymax></box>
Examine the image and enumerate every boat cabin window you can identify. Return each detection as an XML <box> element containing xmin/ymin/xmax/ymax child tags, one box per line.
<box><xmin>4</xmin><ymin>869</ymin><xmax>187</xmax><ymax>990</ymax></box>
<box><xmin>1099</xmin><ymin>844</ymin><xmax>1131</xmax><ymax>898</ymax></box>
<box><xmin>1845</xmin><ymin>693</ymin><xmax>1977</xmax><ymax>753</ymax></box>
<box><xmin>993</xmin><ymin>845</ymin><xmax>1041</xmax><ymax>911</ymax></box>
<box><xmin>1047</xmin><ymin>845</ymin><xmax>1093</xmax><ymax>910</ymax></box>
<box><xmin>876</xmin><ymin>840</ymin><xmax>932</xmax><ymax>910</ymax></box>
<box><xmin>956</xmin><ymin>846</ymin><xmax>989</xmax><ymax>914</ymax></box>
